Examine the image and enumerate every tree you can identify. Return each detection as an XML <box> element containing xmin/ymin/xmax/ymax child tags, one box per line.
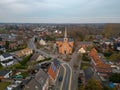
<box><xmin>78</xmin><ymin>84</ymin><xmax>85</xmax><ymax>90</ymax></box>
<box><xmin>85</xmin><ymin>78</ymin><xmax>102</xmax><ymax>90</ymax></box>
<box><xmin>109</xmin><ymin>73</ymin><xmax>120</xmax><ymax>83</ymax></box>
<box><xmin>5</xmin><ymin>41</ymin><xmax>9</xmax><ymax>49</ymax></box>
<box><xmin>103</xmin><ymin>86</ymin><xmax>116</xmax><ymax>90</ymax></box>
<box><xmin>34</xmin><ymin>37</ymin><xmax>37</xmax><ymax>43</ymax></box>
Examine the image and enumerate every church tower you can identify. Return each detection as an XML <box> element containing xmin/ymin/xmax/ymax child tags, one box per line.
<box><xmin>64</xmin><ymin>27</ymin><xmax>68</xmax><ymax>42</ymax></box>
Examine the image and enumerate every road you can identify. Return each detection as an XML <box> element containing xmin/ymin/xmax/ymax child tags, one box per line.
<box><xmin>28</xmin><ymin>36</ymin><xmax>51</xmax><ymax>58</ymax></box>
<box><xmin>61</xmin><ymin>64</ymin><xmax>72</xmax><ymax>90</ymax></box>
<box><xmin>53</xmin><ymin>66</ymin><xmax>64</xmax><ymax>90</ymax></box>
<box><xmin>69</xmin><ymin>52</ymin><xmax>83</xmax><ymax>90</ymax></box>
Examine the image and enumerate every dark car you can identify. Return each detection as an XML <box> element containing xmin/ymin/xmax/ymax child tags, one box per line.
<box><xmin>59</xmin><ymin>76</ymin><xmax>63</xmax><ymax>81</ymax></box>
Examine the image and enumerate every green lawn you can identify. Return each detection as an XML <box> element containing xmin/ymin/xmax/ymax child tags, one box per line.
<box><xmin>0</xmin><ymin>82</ymin><xmax>11</xmax><ymax>90</ymax></box>
<box><xmin>80</xmin><ymin>63</ymin><xmax>90</xmax><ymax>70</ymax></box>
<box><xmin>0</xmin><ymin>64</ymin><xmax>3</xmax><ymax>70</ymax></box>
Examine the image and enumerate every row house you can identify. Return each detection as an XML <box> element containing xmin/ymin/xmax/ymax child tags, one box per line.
<box><xmin>15</xmin><ymin>48</ymin><xmax>33</xmax><ymax>58</ymax></box>
<box><xmin>79</xmin><ymin>41</ymin><xmax>93</xmax><ymax>47</ymax></box>
<box><xmin>89</xmin><ymin>48</ymin><xmax>112</xmax><ymax>80</ymax></box>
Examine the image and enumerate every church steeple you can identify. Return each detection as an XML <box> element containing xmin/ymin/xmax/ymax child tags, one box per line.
<box><xmin>64</xmin><ymin>27</ymin><xmax>67</xmax><ymax>39</ymax></box>
<box><xmin>64</xmin><ymin>27</ymin><xmax>68</xmax><ymax>42</ymax></box>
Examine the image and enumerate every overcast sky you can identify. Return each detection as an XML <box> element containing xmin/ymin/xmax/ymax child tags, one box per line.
<box><xmin>0</xmin><ymin>0</ymin><xmax>120</xmax><ymax>23</ymax></box>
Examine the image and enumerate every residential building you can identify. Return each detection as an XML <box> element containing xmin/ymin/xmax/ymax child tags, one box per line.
<box><xmin>0</xmin><ymin>45</ymin><xmax>6</xmax><ymax>52</ymax></box>
<box><xmin>9</xmin><ymin>42</ymin><xmax>18</xmax><ymax>50</ymax></box>
<box><xmin>15</xmin><ymin>48</ymin><xmax>32</xmax><ymax>57</ymax></box>
<box><xmin>0</xmin><ymin>70</ymin><xmax>12</xmax><ymax>79</ymax></box>
<box><xmin>78</xmin><ymin>47</ymin><xmax>86</xmax><ymax>54</ymax></box>
<box><xmin>24</xmin><ymin>69</ymin><xmax>49</xmax><ymax>90</ymax></box>
<box><xmin>56</xmin><ymin>28</ymin><xmax>74</xmax><ymax>54</ymax></box>
<box><xmin>6</xmin><ymin>80</ymin><xmax>22</xmax><ymax>90</ymax></box>
<box><xmin>79</xmin><ymin>41</ymin><xmax>93</xmax><ymax>47</ymax></box>
<box><xmin>30</xmin><ymin>53</ymin><xmax>45</xmax><ymax>62</ymax></box>
<box><xmin>0</xmin><ymin>53</ymin><xmax>14</xmax><ymax>67</ymax></box>
<box><xmin>39</xmin><ymin>38</ymin><xmax>47</xmax><ymax>45</ymax></box>
<box><xmin>48</xmin><ymin>59</ymin><xmax>60</xmax><ymax>85</ymax></box>
<box><xmin>0</xmin><ymin>41</ymin><xmax>6</xmax><ymax>46</ymax></box>
<box><xmin>89</xmin><ymin>48</ymin><xmax>112</xmax><ymax>81</ymax></box>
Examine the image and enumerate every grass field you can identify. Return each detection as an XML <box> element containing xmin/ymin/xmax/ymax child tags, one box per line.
<box><xmin>0</xmin><ymin>82</ymin><xmax>11</xmax><ymax>90</ymax></box>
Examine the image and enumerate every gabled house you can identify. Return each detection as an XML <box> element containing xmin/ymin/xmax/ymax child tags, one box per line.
<box><xmin>47</xmin><ymin>59</ymin><xmax>60</xmax><ymax>84</ymax></box>
<box><xmin>39</xmin><ymin>38</ymin><xmax>47</xmax><ymax>45</ymax></box>
<box><xmin>0</xmin><ymin>70</ymin><xmax>12</xmax><ymax>79</ymax></box>
<box><xmin>78</xmin><ymin>47</ymin><xmax>86</xmax><ymax>54</ymax></box>
<box><xmin>29</xmin><ymin>53</ymin><xmax>45</xmax><ymax>62</ymax></box>
<box><xmin>0</xmin><ymin>53</ymin><xmax>14</xmax><ymax>67</ymax></box>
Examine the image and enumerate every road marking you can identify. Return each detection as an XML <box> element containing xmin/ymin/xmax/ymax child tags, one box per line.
<box><xmin>68</xmin><ymin>64</ymin><xmax>73</xmax><ymax>90</ymax></box>
<box><xmin>60</xmin><ymin>64</ymin><xmax>66</xmax><ymax>90</ymax></box>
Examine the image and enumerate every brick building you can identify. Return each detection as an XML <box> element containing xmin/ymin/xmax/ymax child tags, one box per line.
<box><xmin>56</xmin><ymin>28</ymin><xmax>74</xmax><ymax>54</ymax></box>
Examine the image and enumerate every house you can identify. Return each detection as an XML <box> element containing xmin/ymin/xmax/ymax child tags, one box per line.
<box><xmin>0</xmin><ymin>45</ymin><xmax>6</xmax><ymax>52</ymax></box>
<box><xmin>0</xmin><ymin>53</ymin><xmax>14</xmax><ymax>67</ymax></box>
<box><xmin>103</xmin><ymin>39</ymin><xmax>113</xmax><ymax>45</ymax></box>
<box><xmin>15</xmin><ymin>48</ymin><xmax>33</xmax><ymax>57</ymax></box>
<box><xmin>0</xmin><ymin>41</ymin><xmax>6</xmax><ymax>46</ymax></box>
<box><xmin>30</xmin><ymin>53</ymin><xmax>45</xmax><ymax>62</ymax></box>
<box><xmin>6</xmin><ymin>80</ymin><xmax>22</xmax><ymax>90</ymax></box>
<box><xmin>0</xmin><ymin>70</ymin><xmax>12</xmax><ymax>79</ymax></box>
<box><xmin>24</xmin><ymin>69</ymin><xmax>49</xmax><ymax>90</ymax></box>
<box><xmin>39</xmin><ymin>38</ymin><xmax>47</xmax><ymax>45</ymax></box>
<box><xmin>113</xmin><ymin>42</ymin><xmax>120</xmax><ymax>51</ymax></box>
<box><xmin>96</xmin><ymin>35</ymin><xmax>103</xmax><ymax>40</ymax></box>
<box><xmin>48</xmin><ymin>59</ymin><xmax>60</xmax><ymax>84</ymax></box>
<box><xmin>56</xmin><ymin>28</ymin><xmax>74</xmax><ymax>54</ymax></box>
<box><xmin>78</xmin><ymin>47</ymin><xmax>86</xmax><ymax>54</ymax></box>
<box><xmin>9</xmin><ymin>42</ymin><xmax>18</xmax><ymax>50</ymax></box>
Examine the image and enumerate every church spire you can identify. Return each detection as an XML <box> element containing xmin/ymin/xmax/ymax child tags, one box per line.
<box><xmin>64</xmin><ymin>27</ymin><xmax>67</xmax><ymax>38</ymax></box>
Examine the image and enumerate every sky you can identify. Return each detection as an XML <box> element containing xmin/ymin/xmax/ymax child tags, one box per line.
<box><xmin>0</xmin><ymin>0</ymin><xmax>120</xmax><ymax>23</ymax></box>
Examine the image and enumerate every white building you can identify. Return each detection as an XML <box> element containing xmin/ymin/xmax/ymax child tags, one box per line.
<box><xmin>0</xmin><ymin>53</ymin><xmax>14</xmax><ymax>67</ymax></box>
<box><xmin>39</xmin><ymin>39</ymin><xmax>47</xmax><ymax>45</ymax></box>
<box><xmin>0</xmin><ymin>70</ymin><xmax>12</xmax><ymax>78</ymax></box>
<box><xmin>78</xmin><ymin>47</ymin><xmax>86</xmax><ymax>54</ymax></box>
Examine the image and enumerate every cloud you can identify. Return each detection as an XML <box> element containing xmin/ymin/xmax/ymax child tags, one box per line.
<box><xmin>0</xmin><ymin>0</ymin><xmax>120</xmax><ymax>23</ymax></box>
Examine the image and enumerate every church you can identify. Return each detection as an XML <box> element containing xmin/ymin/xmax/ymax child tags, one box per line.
<box><xmin>56</xmin><ymin>28</ymin><xmax>74</xmax><ymax>54</ymax></box>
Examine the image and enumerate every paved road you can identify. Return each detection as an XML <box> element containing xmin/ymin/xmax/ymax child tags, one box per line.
<box><xmin>53</xmin><ymin>66</ymin><xmax>64</xmax><ymax>90</ymax></box>
<box><xmin>60</xmin><ymin>64</ymin><xmax>72</xmax><ymax>90</ymax></box>
<box><xmin>28</xmin><ymin>36</ymin><xmax>51</xmax><ymax>58</ymax></box>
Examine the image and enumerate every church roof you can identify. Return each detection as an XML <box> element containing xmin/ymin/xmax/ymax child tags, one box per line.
<box><xmin>56</xmin><ymin>38</ymin><xmax>74</xmax><ymax>42</ymax></box>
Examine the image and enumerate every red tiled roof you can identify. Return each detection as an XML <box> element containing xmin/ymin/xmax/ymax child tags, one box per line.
<box><xmin>90</xmin><ymin>48</ymin><xmax>111</xmax><ymax>73</ymax></box>
<box><xmin>48</xmin><ymin>63</ymin><xmax>57</xmax><ymax>80</ymax></box>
